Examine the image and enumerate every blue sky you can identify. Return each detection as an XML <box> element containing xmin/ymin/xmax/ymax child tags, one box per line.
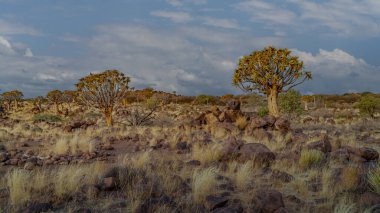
<box><xmin>0</xmin><ymin>0</ymin><xmax>380</xmax><ymax>97</ymax></box>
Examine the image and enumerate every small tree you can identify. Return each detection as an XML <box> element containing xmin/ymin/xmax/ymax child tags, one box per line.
<box><xmin>355</xmin><ymin>96</ymin><xmax>380</xmax><ymax>118</ymax></box>
<box><xmin>1</xmin><ymin>90</ymin><xmax>23</xmax><ymax>110</ymax></box>
<box><xmin>279</xmin><ymin>89</ymin><xmax>302</xmax><ymax>114</ymax></box>
<box><xmin>76</xmin><ymin>70</ymin><xmax>130</xmax><ymax>126</ymax></box>
<box><xmin>62</xmin><ymin>90</ymin><xmax>78</xmax><ymax>112</ymax></box>
<box><xmin>232</xmin><ymin>46</ymin><xmax>312</xmax><ymax>117</ymax></box>
<box><xmin>46</xmin><ymin>90</ymin><xmax>63</xmax><ymax>114</ymax></box>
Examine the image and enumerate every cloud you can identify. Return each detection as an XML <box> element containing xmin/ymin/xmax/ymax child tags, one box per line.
<box><xmin>151</xmin><ymin>10</ymin><xmax>192</xmax><ymax>23</ymax></box>
<box><xmin>236</xmin><ymin>0</ymin><xmax>380</xmax><ymax>37</ymax></box>
<box><xmin>0</xmin><ymin>19</ymin><xmax>40</xmax><ymax>36</ymax></box>
<box><xmin>165</xmin><ymin>0</ymin><xmax>207</xmax><ymax>7</ymax></box>
<box><xmin>0</xmin><ymin>36</ymin><xmax>81</xmax><ymax>96</ymax></box>
<box><xmin>201</xmin><ymin>17</ymin><xmax>241</xmax><ymax>29</ymax></box>
<box><xmin>292</xmin><ymin>48</ymin><xmax>380</xmax><ymax>93</ymax></box>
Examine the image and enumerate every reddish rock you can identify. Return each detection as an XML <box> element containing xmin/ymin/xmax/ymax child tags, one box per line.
<box><xmin>205</xmin><ymin>113</ymin><xmax>220</xmax><ymax>125</ymax></box>
<box><xmin>237</xmin><ymin>143</ymin><xmax>275</xmax><ymax>166</ymax></box>
<box><xmin>204</xmin><ymin>195</ymin><xmax>229</xmax><ymax>210</ymax></box>
<box><xmin>252</xmin><ymin>189</ymin><xmax>285</xmax><ymax>213</ymax></box>
<box><xmin>307</xmin><ymin>136</ymin><xmax>331</xmax><ymax>153</ymax></box>
<box><xmin>271</xmin><ymin>170</ymin><xmax>294</xmax><ymax>183</ymax></box>
<box><xmin>102</xmin><ymin>177</ymin><xmax>117</xmax><ymax>191</ymax></box>
<box><xmin>359</xmin><ymin>192</ymin><xmax>380</xmax><ymax>207</ymax></box>
<box><xmin>249</xmin><ymin>117</ymin><xmax>268</xmax><ymax>129</ymax></box>
<box><xmin>274</xmin><ymin>118</ymin><xmax>290</xmax><ymax>132</ymax></box>
<box><xmin>356</xmin><ymin>147</ymin><xmax>379</xmax><ymax>161</ymax></box>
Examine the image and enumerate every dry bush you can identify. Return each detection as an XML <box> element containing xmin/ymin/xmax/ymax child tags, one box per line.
<box><xmin>299</xmin><ymin>149</ymin><xmax>325</xmax><ymax>169</ymax></box>
<box><xmin>192</xmin><ymin>167</ymin><xmax>218</xmax><ymax>204</ymax></box>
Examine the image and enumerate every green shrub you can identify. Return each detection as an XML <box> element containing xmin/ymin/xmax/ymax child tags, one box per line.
<box><xmin>368</xmin><ymin>167</ymin><xmax>380</xmax><ymax>194</ymax></box>
<box><xmin>32</xmin><ymin>114</ymin><xmax>62</xmax><ymax>123</ymax></box>
<box><xmin>354</xmin><ymin>96</ymin><xmax>380</xmax><ymax>118</ymax></box>
<box><xmin>279</xmin><ymin>89</ymin><xmax>302</xmax><ymax>114</ymax></box>
<box><xmin>195</xmin><ymin>95</ymin><xmax>216</xmax><ymax>105</ymax></box>
<box><xmin>257</xmin><ymin>106</ymin><xmax>269</xmax><ymax>117</ymax></box>
<box><xmin>299</xmin><ymin>149</ymin><xmax>325</xmax><ymax>169</ymax></box>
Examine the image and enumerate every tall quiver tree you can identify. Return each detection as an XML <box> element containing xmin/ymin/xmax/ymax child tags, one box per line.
<box><xmin>232</xmin><ymin>46</ymin><xmax>312</xmax><ymax>117</ymax></box>
<box><xmin>76</xmin><ymin>70</ymin><xmax>130</xmax><ymax>127</ymax></box>
<box><xmin>46</xmin><ymin>90</ymin><xmax>63</xmax><ymax>114</ymax></box>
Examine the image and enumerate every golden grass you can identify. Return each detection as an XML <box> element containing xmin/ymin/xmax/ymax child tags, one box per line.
<box><xmin>299</xmin><ymin>149</ymin><xmax>325</xmax><ymax>169</ymax></box>
<box><xmin>235</xmin><ymin>116</ymin><xmax>248</xmax><ymax>130</ymax></box>
<box><xmin>52</xmin><ymin>133</ymin><xmax>94</xmax><ymax>155</ymax></box>
<box><xmin>333</xmin><ymin>197</ymin><xmax>356</xmax><ymax>213</ymax></box>
<box><xmin>192</xmin><ymin>167</ymin><xmax>218</xmax><ymax>204</ymax></box>
<box><xmin>7</xmin><ymin>169</ymin><xmax>31</xmax><ymax>206</ymax></box>
<box><xmin>235</xmin><ymin>161</ymin><xmax>254</xmax><ymax>190</ymax></box>
<box><xmin>368</xmin><ymin>166</ymin><xmax>380</xmax><ymax>194</ymax></box>
<box><xmin>192</xmin><ymin>143</ymin><xmax>221</xmax><ymax>164</ymax></box>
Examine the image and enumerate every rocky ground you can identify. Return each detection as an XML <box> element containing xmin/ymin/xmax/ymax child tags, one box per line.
<box><xmin>0</xmin><ymin>102</ymin><xmax>380</xmax><ymax>213</ymax></box>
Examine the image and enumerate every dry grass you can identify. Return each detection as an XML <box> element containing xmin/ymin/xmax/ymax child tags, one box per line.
<box><xmin>333</xmin><ymin>197</ymin><xmax>356</xmax><ymax>213</ymax></box>
<box><xmin>340</xmin><ymin>166</ymin><xmax>359</xmax><ymax>190</ymax></box>
<box><xmin>235</xmin><ymin>161</ymin><xmax>254</xmax><ymax>190</ymax></box>
<box><xmin>299</xmin><ymin>149</ymin><xmax>325</xmax><ymax>169</ymax></box>
<box><xmin>192</xmin><ymin>143</ymin><xmax>222</xmax><ymax>164</ymax></box>
<box><xmin>52</xmin><ymin>133</ymin><xmax>94</xmax><ymax>155</ymax></box>
<box><xmin>192</xmin><ymin>167</ymin><xmax>218</xmax><ymax>204</ymax></box>
<box><xmin>235</xmin><ymin>116</ymin><xmax>248</xmax><ymax>130</ymax></box>
<box><xmin>7</xmin><ymin>169</ymin><xmax>31</xmax><ymax>206</ymax></box>
<box><xmin>368</xmin><ymin>166</ymin><xmax>380</xmax><ymax>194</ymax></box>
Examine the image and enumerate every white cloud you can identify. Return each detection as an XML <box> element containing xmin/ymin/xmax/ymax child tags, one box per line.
<box><xmin>165</xmin><ymin>0</ymin><xmax>207</xmax><ymax>7</ymax></box>
<box><xmin>292</xmin><ymin>48</ymin><xmax>380</xmax><ymax>93</ymax></box>
<box><xmin>236</xmin><ymin>0</ymin><xmax>380</xmax><ymax>37</ymax></box>
<box><xmin>201</xmin><ymin>17</ymin><xmax>241</xmax><ymax>29</ymax></box>
<box><xmin>151</xmin><ymin>11</ymin><xmax>192</xmax><ymax>23</ymax></box>
<box><xmin>0</xmin><ymin>19</ymin><xmax>40</xmax><ymax>36</ymax></box>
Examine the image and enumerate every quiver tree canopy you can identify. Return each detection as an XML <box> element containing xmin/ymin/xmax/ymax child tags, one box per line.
<box><xmin>75</xmin><ymin>70</ymin><xmax>130</xmax><ymax>126</ymax></box>
<box><xmin>232</xmin><ymin>46</ymin><xmax>312</xmax><ymax>117</ymax></box>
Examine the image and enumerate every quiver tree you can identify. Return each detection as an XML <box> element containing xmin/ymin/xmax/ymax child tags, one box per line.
<box><xmin>1</xmin><ymin>90</ymin><xmax>24</xmax><ymax>110</ymax></box>
<box><xmin>76</xmin><ymin>70</ymin><xmax>130</xmax><ymax>127</ymax></box>
<box><xmin>32</xmin><ymin>96</ymin><xmax>45</xmax><ymax>113</ymax></box>
<box><xmin>232</xmin><ymin>46</ymin><xmax>312</xmax><ymax>117</ymax></box>
<box><xmin>62</xmin><ymin>90</ymin><xmax>78</xmax><ymax>112</ymax></box>
<box><xmin>46</xmin><ymin>90</ymin><xmax>63</xmax><ymax>114</ymax></box>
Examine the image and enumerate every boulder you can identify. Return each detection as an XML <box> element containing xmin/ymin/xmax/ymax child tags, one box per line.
<box><xmin>204</xmin><ymin>195</ymin><xmax>229</xmax><ymax>211</ymax></box>
<box><xmin>274</xmin><ymin>118</ymin><xmax>290</xmax><ymax>132</ymax></box>
<box><xmin>359</xmin><ymin>192</ymin><xmax>380</xmax><ymax>208</ymax></box>
<box><xmin>237</xmin><ymin>143</ymin><xmax>275</xmax><ymax>166</ymax></box>
<box><xmin>0</xmin><ymin>152</ymin><xmax>8</xmax><ymax>162</ymax></box>
<box><xmin>102</xmin><ymin>177</ymin><xmax>118</xmax><ymax>191</ymax></box>
<box><xmin>271</xmin><ymin>170</ymin><xmax>294</xmax><ymax>183</ymax></box>
<box><xmin>252</xmin><ymin>189</ymin><xmax>285</xmax><ymax>213</ymax></box>
<box><xmin>226</xmin><ymin>100</ymin><xmax>241</xmax><ymax>111</ymax></box>
<box><xmin>205</xmin><ymin>113</ymin><xmax>220</xmax><ymax>125</ymax></box>
<box><xmin>22</xmin><ymin>203</ymin><xmax>53</xmax><ymax>213</ymax></box>
<box><xmin>356</xmin><ymin>147</ymin><xmax>379</xmax><ymax>161</ymax></box>
<box><xmin>219</xmin><ymin>137</ymin><xmax>243</xmax><ymax>161</ymax></box>
<box><xmin>306</xmin><ymin>136</ymin><xmax>331</xmax><ymax>153</ymax></box>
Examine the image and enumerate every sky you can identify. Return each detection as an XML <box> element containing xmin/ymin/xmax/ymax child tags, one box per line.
<box><xmin>0</xmin><ymin>0</ymin><xmax>380</xmax><ymax>97</ymax></box>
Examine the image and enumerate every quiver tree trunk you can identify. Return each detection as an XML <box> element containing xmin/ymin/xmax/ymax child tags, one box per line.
<box><xmin>304</xmin><ymin>101</ymin><xmax>309</xmax><ymax>111</ymax></box>
<box><xmin>268</xmin><ymin>89</ymin><xmax>279</xmax><ymax>117</ymax></box>
<box><xmin>104</xmin><ymin>107</ymin><xmax>113</xmax><ymax>127</ymax></box>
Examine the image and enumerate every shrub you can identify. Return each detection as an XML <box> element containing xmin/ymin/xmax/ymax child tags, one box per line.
<box><xmin>354</xmin><ymin>96</ymin><xmax>380</xmax><ymax>118</ymax></box>
<box><xmin>257</xmin><ymin>106</ymin><xmax>269</xmax><ymax>117</ymax></box>
<box><xmin>32</xmin><ymin>113</ymin><xmax>62</xmax><ymax>123</ymax></box>
<box><xmin>368</xmin><ymin>166</ymin><xmax>380</xmax><ymax>194</ymax></box>
<box><xmin>279</xmin><ymin>89</ymin><xmax>302</xmax><ymax>114</ymax></box>
<box><xmin>195</xmin><ymin>95</ymin><xmax>217</xmax><ymax>105</ymax></box>
<box><xmin>192</xmin><ymin>167</ymin><xmax>218</xmax><ymax>203</ymax></box>
<box><xmin>299</xmin><ymin>149</ymin><xmax>325</xmax><ymax>169</ymax></box>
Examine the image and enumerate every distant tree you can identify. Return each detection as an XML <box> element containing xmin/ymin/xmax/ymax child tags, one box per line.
<box><xmin>355</xmin><ymin>96</ymin><xmax>380</xmax><ymax>118</ymax></box>
<box><xmin>279</xmin><ymin>89</ymin><xmax>302</xmax><ymax>114</ymax></box>
<box><xmin>195</xmin><ymin>94</ymin><xmax>215</xmax><ymax>105</ymax></box>
<box><xmin>62</xmin><ymin>90</ymin><xmax>78</xmax><ymax>111</ymax></box>
<box><xmin>1</xmin><ymin>90</ymin><xmax>23</xmax><ymax>110</ymax></box>
<box><xmin>301</xmin><ymin>95</ymin><xmax>313</xmax><ymax>111</ymax></box>
<box><xmin>76</xmin><ymin>70</ymin><xmax>130</xmax><ymax>127</ymax></box>
<box><xmin>46</xmin><ymin>90</ymin><xmax>63</xmax><ymax>114</ymax></box>
<box><xmin>232</xmin><ymin>46</ymin><xmax>312</xmax><ymax>117</ymax></box>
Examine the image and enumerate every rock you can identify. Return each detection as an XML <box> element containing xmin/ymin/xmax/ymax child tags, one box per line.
<box><xmin>176</xmin><ymin>142</ymin><xmax>188</xmax><ymax>151</ymax></box>
<box><xmin>249</xmin><ymin>117</ymin><xmax>268</xmax><ymax>129</ymax></box>
<box><xmin>248</xmin><ymin>128</ymin><xmax>271</xmax><ymax>141</ymax></box>
<box><xmin>356</xmin><ymin>147</ymin><xmax>379</xmax><ymax>161</ymax></box>
<box><xmin>307</xmin><ymin>135</ymin><xmax>331</xmax><ymax>153</ymax></box>
<box><xmin>211</xmin><ymin>205</ymin><xmax>243</xmax><ymax>213</ymax></box>
<box><xmin>271</xmin><ymin>170</ymin><xmax>294</xmax><ymax>183</ymax></box>
<box><xmin>73</xmin><ymin>208</ymin><xmax>91</xmax><ymax>213</ymax></box>
<box><xmin>274</xmin><ymin>207</ymin><xmax>290</xmax><ymax>213</ymax></box>
<box><xmin>25</xmin><ymin>149</ymin><xmax>34</xmax><ymax>156</ymax></box>
<box><xmin>224</xmin><ymin>110</ymin><xmax>239</xmax><ymax>122</ymax></box>
<box><xmin>237</xmin><ymin>143</ymin><xmax>275</xmax><ymax>166</ymax></box>
<box><xmin>210</xmin><ymin>106</ymin><xmax>222</xmax><ymax>116</ymax></box>
<box><xmin>219</xmin><ymin>137</ymin><xmax>243</xmax><ymax>161</ymax></box>
<box><xmin>204</xmin><ymin>195</ymin><xmax>229</xmax><ymax>210</ymax></box>
<box><xmin>205</xmin><ymin>113</ymin><xmax>220</xmax><ymax>125</ymax></box>
<box><xmin>0</xmin><ymin>188</ymin><xmax>9</xmax><ymax>198</ymax></box>
<box><xmin>24</xmin><ymin>162</ymin><xmax>35</xmax><ymax>170</ymax></box>
<box><xmin>263</xmin><ymin>115</ymin><xmax>276</xmax><ymax>127</ymax></box>
<box><xmin>274</xmin><ymin>118</ymin><xmax>290</xmax><ymax>132</ymax></box>
<box><xmin>219</xmin><ymin>112</ymin><xmax>233</xmax><ymax>123</ymax></box>
<box><xmin>102</xmin><ymin>177</ymin><xmax>117</xmax><ymax>191</ymax></box>
<box><xmin>22</xmin><ymin>203</ymin><xmax>53</xmax><ymax>213</ymax></box>
<box><xmin>359</xmin><ymin>192</ymin><xmax>380</xmax><ymax>208</ymax></box>
<box><xmin>0</xmin><ymin>144</ymin><xmax>5</xmax><ymax>151</ymax></box>
<box><xmin>331</xmin><ymin>148</ymin><xmax>350</xmax><ymax>163</ymax></box>
<box><xmin>186</xmin><ymin>160</ymin><xmax>201</xmax><ymax>166</ymax></box>
<box><xmin>0</xmin><ymin>152</ymin><xmax>8</xmax><ymax>162</ymax></box>
<box><xmin>252</xmin><ymin>190</ymin><xmax>285</xmax><ymax>213</ymax></box>
<box><xmin>226</xmin><ymin>100</ymin><xmax>241</xmax><ymax>111</ymax></box>
<box><xmin>135</xmin><ymin>195</ymin><xmax>177</xmax><ymax>213</ymax></box>
<box><xmin>9</xmin><ymin>158</ymin><xmax>19</xmax><ymax>165</ymax></box>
